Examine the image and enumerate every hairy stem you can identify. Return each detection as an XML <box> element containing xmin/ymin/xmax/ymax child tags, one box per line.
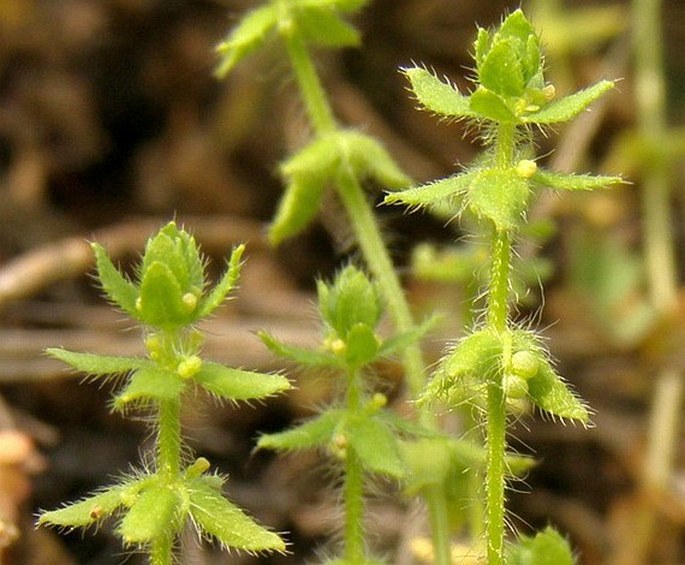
<box><xmin>283</xmin><ymin>31</ymin><xmax>336</xmax><ymax>134</ymax></box>
<box><xmin>282</xmin><ymin>26</ymin><xmax>449</xmax><ymax>565</ymax></box>
<box><xmin>343</xmin><ymin>368</ymin><xmax>365</xmax><ymax>563</ymax></box>
<box><xmin>485</xmin><ymin>122</ymin><xmax>516</xmax><ymax>565</ymax></box>
<box><xmin>282</xmin><ymin>26</ymin><xmax>426</xmax><ymax>400</ymax></box>
<box><xmin>157</xmin><ymin>398</ymin><xmax>182</xmax><ymax>482</ymax></box>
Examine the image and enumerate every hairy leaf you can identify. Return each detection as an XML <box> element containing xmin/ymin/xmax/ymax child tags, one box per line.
<box><xmin>402</xmin><ymin>67</ymin><xmax>475</xmax><ymax>119</ymax></box>
<box><xmin>193</xmin><ymin>362</ymin><xmax>290</xmax><ymax>401</ymax></box>
<box><xmin>188</xmin><ymin>477</ymin><xmax>286</xmax><ymax>553</ymax></box>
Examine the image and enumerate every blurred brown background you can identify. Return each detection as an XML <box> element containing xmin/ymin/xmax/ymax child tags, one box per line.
<box><xmin>1</xmin><ymin>0</ymin><xmax>685</xmax><ymax>563</ymax></box>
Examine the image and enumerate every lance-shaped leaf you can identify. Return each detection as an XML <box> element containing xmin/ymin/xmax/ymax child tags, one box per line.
<box><xmin>258</xmin><ymin>409</ymin><xmax>345</xmax><ymax>452</ymax></box>
<box><xmin>92</xmin><ymin>242</ymin><xmax>138</xmax><ymax>317</ymax></box>
<box><xmin>45</xmin><ymin>348</ymin><xmax>149</xmax><ymax>377</ymax></box>
<box><xmin>269</xmin><ymin>177</ymin><xmax>327</xmax><ymax>245</ymax></box>
<box><xmin>196</xmin><ymin>244</ymin><xmax>244</xmax><ymax>318</ymax></box>
<box><xmin>466</xmin><ymin>168</ymin><xmax>530</xmax><ymax>230</ymax></box>
<box><xmin>297</xmin><ymin>6</ymin><xmax>360</xmax><ymax>48</ymax></box>
<box><xmin>193</xmin><ymin>362</ymin><xmax>290</xmax><ymax>401</ymax></box>
<box><xmin>522</xmin><ymin>80</ymin><xmax>614</xmax><ymax>125</ymax></box>
<box><xmin>119</xmin><ymin>482</ymin><xmax>181</xmax><ymax>545</ymax></box>
<box><xmin>215</xmin><ymin>4</ymin><xmax>279</xmax><ymax>77</ymax></box>
<box><xmin>38</xmin><ymin>484</ymin><xmax>131</xmax><ymax>529</ymax></box>
<box><xmin>532</xmin><ymin>169</ymin><xmax>623</xmax><ymax>192</ymax></box>
<box><xmin>402</xmin><ymin>67</ymin><xmax>475</xmax><ymax>119</ymax></box>
<box><xmin>384</xmin><ymin>170</ymin><xmax>475</xmax><ymax>209</ymax></box>
<box><xmin>338</xmin><ymin>131</ymin><xmax>412</xmax><ymax>189</ymax></box>
<box><xmin>346</xmin><ymin>415</ymin><xmax>405</xmax><ymax>478</ymax></box>
<box><xmin>526</xmin><ymin>360</ymin><xmax>590</xmax><ymax>424</ymax></box>
<box><xmin>378</xmin><ymin>315</ymin><xmax>438</xmax><ymax>358</ymax></box>
<box><xmin>113</xmin><ymin>367</ymin><xmax>185</xmax><ymax>410</ymax></box>
<box><xmin>188</xmin><ymin>476</ymin><xmax>286</xmax><ymax>553</ymax></box>
<box><xmin>258</xmin><ymin>330</ymin><xmax>338</xmax><ymax>368</ymax></box>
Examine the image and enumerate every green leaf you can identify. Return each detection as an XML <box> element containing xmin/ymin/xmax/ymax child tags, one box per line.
<box><xmin>45</xmin><ymin>348</ymin><xmax>149</xmax><ymax>377</ymax></box>
<box><xmin>527</xmin><ymin>361</ymin><xmax>590</xmax><ymax>424</ymax></box>
<box><xmin>269</xmin><ymin>176</ymin><xmax>327</xmax><ymax>245</ymax></box>
<box><xmin>474</xmin><ymin>27</ymin><xmax>490</xmax><ymax>69</ymax></box>
<box><xmin>138</xmin><ymin>261</ymin><xmax>189</xmax><ymax>328</ymax></box>
<box><xmin>378</xmin><ymin>315</ymin><xmax>438</xmax><ymax>358</ymax></box>
<box><xmin>424</xmin><ymin>329</ymin><xmax>500</xmax><ymax>406</ymax></box>
<box><xmin>340</xmin><ymin>131</ymin><xmax>411</xmax><ymax>189</ymax></box>
<box><xmin>297</xmin><ymin>6</ymin><xmax>360</xmax><ymax>47</ymax></box>
<box><xmin>384</xmin><ymin>170</ymin><xmax>475</xmax><ymax>208</ymax></box>
<box><xmin>344</xmin><ymin>323</ymin><xmax>380</xmax><ymax>367</ymax></box>
<box><xmin>532</xmin><ymin>169</ymin><xmax>623</xmax><ymax>191</ymax></box>
<box><xmin>193</xmin><ymin>362</ymin><xmax>290</xmax><ymax>401</ymax></box>
<box><xmin>509</xmin><ymin>526</ymin><xmax>575</xmax><ymax>565</ymax></box>
<box><xmin>196</xmin><ymin>244</ymin><xmax>244</xmax><ymax>318</ymax></box>
<box><xmin>346</xmin><ymin>415</ymin><xmax>405</xmax><ymax>478</ymax></box>
<box><xmin>281</xmin><ymin>134</ymin><xmax>341</xmax><ymax>180</ymax></box>
<box><xmin>402</xmin><ymin>67</ymin><xmax>475</xmax><ymax>119</ymax></box>
<box><xmin>91</xmin><ymin>242</ymin><xmax>138</xmax><ymax>317</ymax></box>
<box><xmin>188</xmin><ymin>476</ymin><xmax>286</xmax><ymax>553</ymax></box>
<box><xmin>469</xmin><ymin>87</ymin><xmax>516</xmax><ymax>122</ymax></box>
<box><xmin>38</xmin><ymin>485</ymin><xmax>130</xmax><ymax>529</ymax></box>
<box><xmin>478</xmin><ymin>38</ymin><xmax>525</xmax><ymax>97</ymax></box>
<box><xmin>258</xmin><ymin>330</ymin><xmax>338</xmax><ymax>367</ymax></box>
<box><xmin>522</xmin><ymin>80</ymin><xmax>614</xmax><ymax>124</ymax></box>
<box><xmin>215</xmin><ymin>5</ymin><xmax>279</xmax><ymax>77</ymax></box>
<box><xmin>258</xmin><ymin>410</ymin><xmax>345</xmax><ymax>452</ymax></box>
<box><xmin>119</xmin><ymin>482</ymin><xmax>181</xmax><ymax>545</ymax></box>
<box><xmin>467</xmin><ymin>168</ymin><xmax>530</xmax><ymax>230</ymax></box>
<box><xmin>113</xmin><ymin>367</ymin><xmax>185</xmax><ymax>410</ymax></box>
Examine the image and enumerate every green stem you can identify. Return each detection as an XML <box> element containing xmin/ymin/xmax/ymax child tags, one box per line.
<box><xmin>425</xmin><ymin>485</ymin><xmax>452</xmax><ymax>565</ymax></box>
<box><xmin>283</xmin><ymin>31</ymin><xmax>336</xmax><ymax>134</ymax></box>
<box><xmin>283</xmin><ymin>26</ymin><xmax>448</xmax><ymax>565</ymax></box>
<box><xmin>485</xmin><ymin>230</ymin><xmax>512</xmax><ymax>565</ymax></box>
<box><xmin>336</xmin><ymin>171</ymin><xmax>428</xmax><ymax>404</ymax></box>
<box><xmin>157</xmin><ymin>398</ymin><xmax>182</xmax><ymax>482</ymax></box>
<box><xmin>344</xmin><ymin>368</ymin><xmax>365</xmax><ymax>563</ymax></box>
<box><xmin>282</xmin><ymin>26</ymin><xmax>427</xmax><ymax>402</ymax></box>
<box><xmin>485</xmin><ymin>121</ymin><xmax>516</xmax><ymax>565</ymax></box>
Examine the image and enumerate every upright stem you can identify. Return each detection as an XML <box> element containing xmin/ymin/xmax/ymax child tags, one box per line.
<box><xmin>282</xmin><ymin>27</ymin><xmax>427</xmax><ymax>402</ymax></box>
<box><xmin>485</xmin><ymin>229</ymin><xmax>512</xmax><ymax>565</ymax></box>
<box><xmin>283</xmin><ymin>31</ymin><xmax>336</xmax><ymax>134</ymax></box>
<box><xmin>283</xmin><ymin>27</ymin><xmax>449</xmax><ymax>565</ymax></box>
<box><xmin>344</xmin><ymin>368</ymin><xmax>366</xmax><ymax>563</ymax></box>
<box><xmin>157</xmin><ymin>398</ymin><xmax>182</xmax><ymax>482</ymax></box>
<box><xmin>485</xmin><ymin>122</ymin><xmax>516</xmax><ymax>565</ymax></box>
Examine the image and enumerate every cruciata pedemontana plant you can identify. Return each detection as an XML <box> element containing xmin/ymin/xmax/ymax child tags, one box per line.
<box><xmin>257</xmin><ymin>265</ymin><xmax>433</xmax><ymax>565</ymax></box>
<box><xmin>385</xmin><ymin>9</ymin><xmax>623</xmax><ymax>565</ymax></box>
<box><xmin>38</xmin><ymin>222</ymin><xmax>289</xmax><ymax>564</ymax></box>
<box><xmin>217</xmin><ymin>5</ymin><xmax>470</xmax><ymax>562</ymax></box>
